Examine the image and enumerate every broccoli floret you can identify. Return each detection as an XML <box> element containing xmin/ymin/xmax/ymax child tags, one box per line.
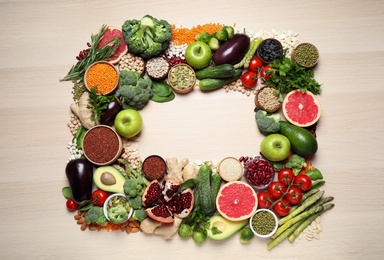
<box><xmin>107</xmin><ymin>205</ymin><xmax>129</xmax><ymax>224</ymax></box>
<box><xmin>124</xmin><ymin>178</ymin><xmax>146</xmax><ymax>197</ymax></box>
<box><xmin>122</xmin><ymin>15</ymin><xmax>172</xmax><ymax>59</ymax></box>
<box><xmin>255</xmin><ymin>108</ymin><xmax>281</xmax><ymax>135</ymax></box>
<box><xmin>116</xmin><ymin>70</ymin><xmax>153</xmax><ymax>110</ymax></box>
<box><xmin>128</xmin><ymin>196</ymin><xmax>143</xmax><ymax>210</ymax></box>
<box><xmin>132</xmin><ymin>208</ymin><xmax>147</xmax><ymax>222</ymax></box>
<box><xmin>285</xmin><ymin>154</ymin><xmax>307</xmax><ymax>175</ymax></box>
<box><xmin>84</xmin><ymin>206</ymin><xmax>108</xmax><ymax>226</ymax></box>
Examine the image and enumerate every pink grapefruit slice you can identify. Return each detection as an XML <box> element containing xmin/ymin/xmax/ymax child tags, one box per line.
<box><xmin>98</xmin><ymin>26</ymin><xmax>128</xmax><ymax>64</ymax></box>
<box><xmin>216</xmin><ymin>181</ymin><xmax>258</xmax><ymax>221</ymax></box>
<box><xmin>282</xmin><ymin>89</ymin><xmax>321</xmax><ymax>127</ymax></box>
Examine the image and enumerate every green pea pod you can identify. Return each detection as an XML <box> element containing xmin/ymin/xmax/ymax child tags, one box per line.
<box><xmin>306</xmin><ymin>168</ymin><xmax>323</xmax><ymax>180</ymax></box>
<box><xmin>310</xmin><ymin>180</ymin><xmax>325</xmax><ymax>190</ymax></box>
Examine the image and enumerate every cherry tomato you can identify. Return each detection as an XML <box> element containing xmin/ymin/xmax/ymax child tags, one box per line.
<box><xmin>241</xmin><ymin>71</ymin><xmax>258</xmax><ymax>88</ymax></box>
<box><xmin>257</xmin><ymin>191</ymin><xmax>274</xmax><ymax>209</ymax></box>
<box><xmin>294</xmin><ymin>174</ymin><xmax>312</xmax><ymax>192</ymax></box>
<box><xmin>278</xmin><ymin>168</ymin><xmax>295</xmax><ymax>187</ymax></box>
<box><xmin>273</xmin><ymin>199</ymin><xmax>291</xmax><ymax>217</ymax></box>
<box><xmin>66</xmin><ymin>198</ymin><xmax>79</xmax><ymax>211</ymax></box>
<box><xmin>91</xmin><ymin>189</ymin><xmax>109</xmax><ymax>206</ymax></box>
<box><xmin>285</xmin><ymin>186</ymin><xmax>303</xmax><ymax>205</ymax></box>
<box><xmin>248</xmin><ymin>56</ymin><xmax>263</xmax><ymax>72</ymax></box>
<box><xmin>260</xmin><ymin>65</ymin><xmax>273</xmax><ymax>81</ymax></box>
<box><xmin>268</xmin><ymin>181</ymin><xmax>287</xmax><ymax>200</ymax></box>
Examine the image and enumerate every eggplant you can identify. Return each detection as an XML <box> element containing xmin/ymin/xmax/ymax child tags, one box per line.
<box><xmin>99</xmin><ymin>97</ymin><xmax>122</xmax><ymax>126</ymax></box>
<box><xmin>212</xmin><ymin>33</ymin><xmax>250</xmax><ymax>65</ymax></box>
<box><xmin>65</xmin><ymin>158</ymin><xmax>93</xmax><ymax>204</ymax></box>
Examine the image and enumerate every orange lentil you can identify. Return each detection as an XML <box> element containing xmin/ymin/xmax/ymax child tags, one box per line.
<box><xmin>85</xmin><ymin>62</ymin><xmax>118</xmax><ymax>94</ymax></box>
<box><xmin>96</xmin><ymin>221</ymin><xmax>122</xmax><ymax>232</ymax></box>
<box><xmin>170</xmin><ymin>23</ymin><xmax>226</xmax><ymax>45</ymax></box>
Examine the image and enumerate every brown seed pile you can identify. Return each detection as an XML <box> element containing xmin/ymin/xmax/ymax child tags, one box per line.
<box><xmin>255</xmin><ymin>87</ymin><xmax>281</xmax><ymax>112</ymax></box>
<box><xmin>118</xmin><ymin>52</ymin><xmax>146</xmax><ymax>75</ymax></box>
<box><xmin>67</xmin><ymin>112</ymin><xmax>81</xmax><ymax>135</ymax></box>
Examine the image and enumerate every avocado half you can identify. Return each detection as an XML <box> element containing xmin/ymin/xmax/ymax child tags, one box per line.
<box><xmin>93</xmin><ymin>166</ymin><xmax>125</xmax><ymax>194</ymax></box>
<box><xmin>206</xmin><ymin>215</ymin><xmax>248</xmax><ymax>240</ymax></box>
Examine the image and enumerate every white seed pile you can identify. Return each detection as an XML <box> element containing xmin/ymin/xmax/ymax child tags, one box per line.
<box><xmin>223</xmin><ymin>79</ymin><xmax>258</xmax><ymax>96</ymax></box>
<box><xmin>121</xmin><ymin>137</ymin><xmax>141</xmax><ymax>169</ymax></box>
<box><xmin>67</xmin><ymin>113</ymin><xmax>81</xmax><ymax>135</ymax></box>
<box><xmin>67</xmin><ymin>139</ymin><xmax>83</xmax><ymax>162</ymax></box>
<box><xmin>165</xmin><ymin>42</ymin><xmax>188</xmax><ymax>59</ymax></box>
<box><xmin>295</xmin><ymin>216</ymin><xmax>323</xmax><ymax>242</ymax></box>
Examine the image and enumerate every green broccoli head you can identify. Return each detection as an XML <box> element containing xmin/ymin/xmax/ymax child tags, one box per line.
<box><xmin>84</xmin><ymin>206</ymin><xmax>108</xmax><ymax>226</ymax></box>
<box><xmin>255</xmin><ymin>108</ymin><xmax>281</xmax><ymax>135</ymax></box>
<box><xmin>285</xmin><ymin>154</ymin><xmax>307</xmax><ymax>175</ymax></box>
<box><xmin>132</xmin><ymin>208</ymin><xmax>147</xmax><ymax>222</ymax></box>
<box><xmin>107</xmin><ymin>205</ymin><xmax>129</xmax><ymax>224</ymax></box>
<box><xmin>117</xmin><ymin>70</ymin><xmax>153</xmax><ymax>110</ymax></box>
<box><xmin>128</xmin><ymin>196</ymin><xmax>144</xmax><ymax>210</ymax></box>
<box><xmin>122</xmin><ymin>15</ymin><xmax>172</xmax><ymax>59</ymax></box>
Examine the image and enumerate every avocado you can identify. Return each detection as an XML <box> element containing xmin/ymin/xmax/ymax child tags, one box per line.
<box><xmin>206</xmin><ymin>215</ymin><xmax>248</xmax><ymax>240</ymax></box>
<box><xmin>280</xmin><ymin>121</ymin><xmax>318</xmax><ymax>157</ymax></box>
<box><xmin>93</xmin><ymin>166</ymin><xmax>125</xmax><ymax>194</ymax></box>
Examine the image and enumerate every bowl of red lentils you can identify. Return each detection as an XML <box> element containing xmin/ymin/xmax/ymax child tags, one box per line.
<box><xmin>82</xmin><ymin>125</ymin><xmax>123</xmax><ymax>166</ymax></box>
<box><xmin>84</xmin><ymin>61</ymin><xmax>119</xmax><ymax>95</ymax></box>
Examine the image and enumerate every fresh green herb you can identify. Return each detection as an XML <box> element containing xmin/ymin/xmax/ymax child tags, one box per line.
<box><xmin>62</xmin><ymin>186</ymin><xmax>72</xmax><ymax>199</ymax></box>
<box><xmin>60</xmin><ymin>24</ymin><xmax>121</xmax><ymax>82</ymax></box>
<box><xmin>87</xmin><ymin>87</ymin><xmax>114</xmax><ymax>121</ymax></box>
<box><xmin>264</xmin><ymin>57</ymin><xmax>322</xmax><ymax>100</ymax></box>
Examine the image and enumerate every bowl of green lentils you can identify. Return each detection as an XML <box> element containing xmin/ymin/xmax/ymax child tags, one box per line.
<box><xmin>291</xmin><ymin>42</ymin><xmax>320</xmax><ymax>68</ymax></box>
<box><xmin>249</xmin><ymin>209</ymin><xmax>278</xmax><ymax>238</ymax></box>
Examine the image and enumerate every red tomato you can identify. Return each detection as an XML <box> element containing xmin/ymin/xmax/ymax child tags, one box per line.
<box><xmin>91</xmin><ymin>189</ymin><xmax>109</xmax><ymax>206</ymax></box>
<box><xmin>294</xmin><ymin>174</ymin><xmax>312</xmax><ymax>192</ymax></box>
<box><xmin>260</xmin><ymin>65</ymin><xmax>273</xmax><ymax>81</ymax></box>
<box><xmin>273</xmin><ymin>199</ymin><xmax>291</xmax><ymax>217</ymax></box>
<box><xmin>248</xmin><ymin>56</ymin><xmax>263</xmax><ymax>72</ymax></box>
<box><xmin>66</xmin><ymin>198</ymin><xmax>79</xmax><ymax>211</ymax></box>
<box><xmin>257</xmin><ymin>191</ymin><xmax>274</xmax><ymax>209</ymax></box>
<box><xmin>285</xmin><ymin>186</ymin><xmax>303</xmax><ymax>205</ymax></box>
<box><xmin>241</xmin><ymin>71</ymin><xmax>258</xmax><ymax>88</ymax></box>
<box><xmin>268</xmin><ymin>181</ymin><xmax>287</xmax><ymax>200</ymax></box>
<box><xmin>278</xmin><ymin>168</ymin><xmax>295</xmax><ymax>187</ymax></box>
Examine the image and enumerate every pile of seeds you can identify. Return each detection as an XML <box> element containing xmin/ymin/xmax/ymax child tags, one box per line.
<box><xmin>294</xmin><ymin>216</ymin><xmax>323</xmax><ymax>242</ymax></box>
<box><xmin>118</xmin><ymin>52</ymin><xmax>145</xmax><ymax>75</ymax></box>
<box><xmin>251</xmin><ymin>210</ymin><xmax>276</xmax><ymax>235</ymax></box>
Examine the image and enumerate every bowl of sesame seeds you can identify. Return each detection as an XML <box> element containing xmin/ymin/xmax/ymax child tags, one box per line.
<box><xmin>254</xmin><ymin>86</ymin><xmax>281</xmax><ymax>113</ymax></box>
<box><xmin>84</xmin><ymin>61</ymin><xmax>119</xmax><ymax>95</ymax></box>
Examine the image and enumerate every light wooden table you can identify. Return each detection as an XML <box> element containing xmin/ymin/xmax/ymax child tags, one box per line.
<box><xmin>1</xmin><ymin>0</ymin><xmax>383</xmax><ymax>259</ymax></box>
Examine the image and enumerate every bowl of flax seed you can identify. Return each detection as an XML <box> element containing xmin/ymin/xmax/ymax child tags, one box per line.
<box><xmin>254</xmin><ymin>86</ymin><xmax>281</xmax><ymax>113</ymax></box>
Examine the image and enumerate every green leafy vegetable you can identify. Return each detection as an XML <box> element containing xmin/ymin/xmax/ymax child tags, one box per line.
<box><xmin>284</xmin><ymin>154</ymin><xmax>307</xmax><ymax>175</ymax></box>
<box><xmin>87</xmin><ymin>87</ymin><xmax>114</xmax><ymax>121</ymax></box>
<box><xmin>62</xmin><ymin>186</ymin><xmax>72</xmax><ymax>199</ymax></box>
<box><xmin>84</xmin><ymin>205</ymin><xmax>108</xmax><ymax>226</ymax></box>
<box><xmin>255</xmin><ymin>108</ymin><xmax>281</xmax><ymax>135</ymax></box>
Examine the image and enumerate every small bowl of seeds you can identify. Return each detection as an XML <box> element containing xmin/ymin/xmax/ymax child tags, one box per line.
<box><xmin>249</xmin><ymin>209</ymin><xmax>278</xmax><ymax>238</ymax></box>
<box><xmin>103</xmin><ymin>193</ymin><xmax>133</xmax><ymax>224</ymax></box>
<box><xmin>257</xmin><ymin>38</ymin><xmax>284</xmax><ymax>64</ymax></box>
<box><xmin>168</xmin><ymin>64</ymin><xmax>196</xmax><ymax>94</ymax></box>
<box><xmin>291</xmin><ymin>42</ymin><xmax>319</xmax><ymax>68</ymax></box>
<box><xmin>146</xmin><ymin>56</ymin><xmax>170</xmax><ymax>80</ymax></box>
<box><xmin>254</xmin><ymin>86</ymin><xmax>281</xmax><ymax>113</ymax></box>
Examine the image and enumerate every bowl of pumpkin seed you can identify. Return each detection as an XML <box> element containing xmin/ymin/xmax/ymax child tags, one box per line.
<box><xmin>249</xmin><ymin>208</ymin><xmax>278</xmax><ymax>238</ymax></box>
<box><xmin>167</xmin><ymin>63</ymin><xmax>196</xmax><ymax>94</ymax></box>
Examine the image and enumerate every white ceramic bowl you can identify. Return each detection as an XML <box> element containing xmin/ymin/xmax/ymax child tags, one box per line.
<box><xmin>249</xmin><ymin>208</ymin><xmax>278</xmax><ymax>238</ymax></box>
<box><xmin>103</xmin><ymin>193</ymin><xmax>133</xmax><ymax>224</ymax></box>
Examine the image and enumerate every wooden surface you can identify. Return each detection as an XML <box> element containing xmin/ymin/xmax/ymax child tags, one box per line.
<box><xmin>1</xmin><ymin>0</ymin><xmax>383</xmax><ymax>259</ymax></box>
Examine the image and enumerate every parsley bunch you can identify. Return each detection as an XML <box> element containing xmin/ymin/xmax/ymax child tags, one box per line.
<box><xmin>87</xmin><ymin>87</ymin><xmax>114</xmax><ymax>122</ymax></box>
<box><xmin>264</xmin><ymin>57</ymin><xmax>322</xmax><ymax>100</ymax></box>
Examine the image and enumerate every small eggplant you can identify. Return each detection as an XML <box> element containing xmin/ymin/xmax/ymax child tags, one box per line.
<box><xmin>212</xmin><ymin>33</ymin><xmax>250</xmax><ymax>65</ymax></box>
<box><xmin>65</xmin><ymin>158</ymin><xmax>93</xmax><ymax>204</ymax></box>
<box><xmin>99</xmin><ymin>97</ymin><xmax>122</xmax><ymax>126</ymax></box>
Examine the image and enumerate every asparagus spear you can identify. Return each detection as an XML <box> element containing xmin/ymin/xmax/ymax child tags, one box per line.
<box><xmin>273</xmin><ymin>202</ymin><xmax>335</xmax><ymax>238</ymax></box>
<box><xmin>288</xmin><ymin>212</ymin><xmax>321</xmax><ymax>243</ymax></box>
<box><xmin>287</xmin><ymin>188</ymin><xmax>320</xmax><ymax>214</ymax></box>
<box><xmin>278</xmin><ymin>190</ymin><xmax>325</xmax><ymax>226</ymax></box>
<box><xmin>267</xmin><ymin>219</ymin><xmax>304</xmax><ymax>250</ymax></box>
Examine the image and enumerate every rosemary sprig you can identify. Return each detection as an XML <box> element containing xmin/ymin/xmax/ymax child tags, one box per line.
<box><xmin>59</xmin><ymin>24</ymin><xmax>121</xmax><ymax>82</ymax></box>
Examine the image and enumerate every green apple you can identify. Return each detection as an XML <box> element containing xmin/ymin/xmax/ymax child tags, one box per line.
<box><xmin>260</xmin><ymin>134</ymin><xmax>291</xmax><ymax>162</ymax></box>
<box><xmin>114</xmin><ymin>109</ymin><xmax>143</xmax><ymax>138</ymax></box>
<box><xmin>185</xmin><ymin>41</ymin><xmax>212</xmax><ymax>69</ymax></box>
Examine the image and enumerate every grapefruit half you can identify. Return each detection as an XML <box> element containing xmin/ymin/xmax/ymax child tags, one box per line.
<box><xmin>282</xmin><ymin>89</ymin><xmax>321</xmax><ymax>127</ymax></box>
<box><xmin>98</xmin><ymin>26</ymin><xmax>128</xmax><ymax>64</ymax></box>
<box><xmin>216</xmin><ymin>181</ymin><xmax>258</xmax><ymax>221</ymax></box>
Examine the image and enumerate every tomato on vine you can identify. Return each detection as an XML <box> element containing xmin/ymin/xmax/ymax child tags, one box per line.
<box><xmin>273</xmin><ymin>199</ymin><xmax>291</xmax><ymax>217</ymax></box>
<box><xmin>260</xmin><ymin>65</ymin><xmax>273</xmax><ymax>81</ymax></box>
<box><xmin>257</xmin><ymin>191</ymin><xmax>274</xmax><ymax>209</ymax></box>
<box><xmin>285</xmin><ymin>186</ymin><xmax>303</xmax><ymax>205</ymax></box>
<box><xmin>294</xmin><ymin>174</ymin><xmax>312</xmax><ymax>192</ymax></box>
<box><xmin>248</xmin><ymin>56</ymin><xmax>263</xmax><ymax>72</ymax></box>
<box><xmin>278</xmin><ymin>168</ymin><xmax>295</xmax><ymax>187</ymax></box>
<box><xmin>241</xmin><ymin>71</ymin><xmax>258</xmax><ymax>88</ymax></box>
<box><xmin>66</xmin><ymin>198</ymin><xmax>79</xmax><ymax>211</ymax></box>
<box><xmin>268</xmin><ymin>181</ymin><xmax>287</xmax><ymax>199</ymax></box>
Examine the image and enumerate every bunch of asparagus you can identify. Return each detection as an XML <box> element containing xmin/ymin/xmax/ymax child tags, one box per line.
<box><xmin>267</xmin><ymin>189</ymin><xmax>335</xmax><ymax>250</ymax></box>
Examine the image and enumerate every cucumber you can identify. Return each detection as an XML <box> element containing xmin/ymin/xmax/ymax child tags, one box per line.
<box><xmin>210</xmin><ymin>173</ymin><xmax>222</xmax><ymax>201</ymax></box>
<box><xmin>197</xmin><ymin>165</ymin><xmax>215</xmax><ymax>214</ymax></box>
<box><xmin>198</xmin><ymin>69</ymin><xmax>242</xmax><ymax>91</ymax></box>
<box><xmin>195</xmin><ymin>64</ymin><xmax>236</xmax><ymax>79</ymax></box>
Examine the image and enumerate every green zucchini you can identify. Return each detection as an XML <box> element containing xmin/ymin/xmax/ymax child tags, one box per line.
<box><xmin>195</xmin><ymin>64</ymin><xmax>236</xmax><ymax>79</ymax></box>
<box><xmin>198</xmin><ymin>69</ymin><xmax>242</xmax><ymax>91</ymax></box>
<box><xmin>197</xmin><ymin>164</ymin><xmax>215</xmax><ymax>214</ymax></box>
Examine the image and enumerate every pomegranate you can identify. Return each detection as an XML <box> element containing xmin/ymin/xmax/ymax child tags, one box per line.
<box><xmin>142</xmin><ymin>178</ymin><xmax>194</xmax><ymax>223</ymax></box>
